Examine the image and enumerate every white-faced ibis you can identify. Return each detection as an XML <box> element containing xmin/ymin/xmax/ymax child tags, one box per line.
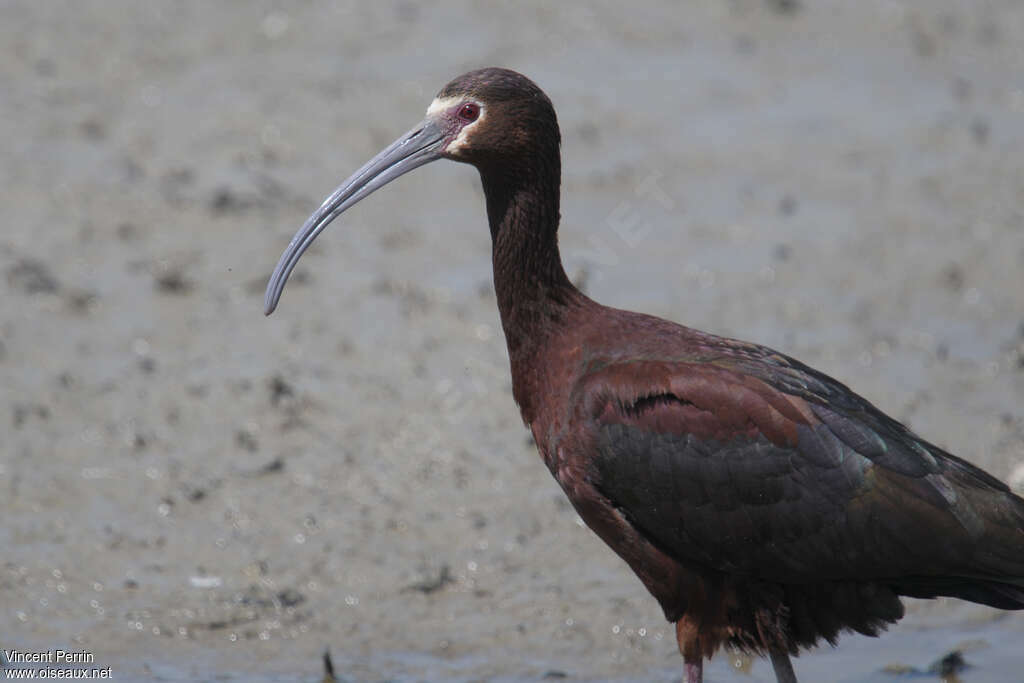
<box><xmin>265</xmin><ymin>68</ymin><xmax>1024</xmax><ymax>682</ymax></box>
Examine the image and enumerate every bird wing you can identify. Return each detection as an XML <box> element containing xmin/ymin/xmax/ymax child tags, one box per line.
<box><xmin>574</xmin><ymin>347</ymin><xmax>1024</xmax><ymax>589</ymax></box>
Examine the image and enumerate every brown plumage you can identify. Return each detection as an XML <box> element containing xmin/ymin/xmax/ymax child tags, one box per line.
<box><xmin>265</xmin><ymin>68</ymin><xmax>1024</xmax><ymax>682</ymax></box>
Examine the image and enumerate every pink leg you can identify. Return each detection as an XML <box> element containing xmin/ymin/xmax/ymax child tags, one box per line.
<box><xmin>684</xmin><ymin>655</ymin><xmax>702</xmax><ymax>683</ymax></box>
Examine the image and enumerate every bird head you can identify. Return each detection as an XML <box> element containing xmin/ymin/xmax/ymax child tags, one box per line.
<box><xmin>263</xmin><ymin>68</ymin><xmax>558</xmax><ymax>315</ymax></box>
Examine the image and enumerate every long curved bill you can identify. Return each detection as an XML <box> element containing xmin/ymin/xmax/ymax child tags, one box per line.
<box><xmin>264</xmin><ymin>118</ymin><xmax>447</xmax><ymax>315</ymax></box>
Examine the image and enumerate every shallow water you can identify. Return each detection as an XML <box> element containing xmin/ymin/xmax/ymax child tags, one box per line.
<box><xmin>16</xmin><ymin>617</ymin><xmax>1021</xmax><ymax>682</ymax></box>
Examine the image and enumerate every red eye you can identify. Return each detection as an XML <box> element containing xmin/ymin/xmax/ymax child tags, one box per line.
<box><xmin>457</xmin><ymin>103</ymin><xmax>480</xmax><ymax>122</ymax></box>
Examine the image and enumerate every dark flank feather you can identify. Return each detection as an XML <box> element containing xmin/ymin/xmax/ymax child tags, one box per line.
<box><xmin>570</xmin><ymin>310</ymin><xmax>1024</xmax><ymax>654</ymax></box>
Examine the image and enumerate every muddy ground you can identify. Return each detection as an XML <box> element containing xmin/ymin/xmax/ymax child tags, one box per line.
<box><xmin>3</xmin><ymin>1</ymin><xmax>1024</xmax><ymax>681</ymax></box>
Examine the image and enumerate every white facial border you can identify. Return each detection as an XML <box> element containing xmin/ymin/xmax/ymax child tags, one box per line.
<box><xmin>426</xmin><ymin>96</ymin><xmax>486</xmax><ymax>155</ymax></box>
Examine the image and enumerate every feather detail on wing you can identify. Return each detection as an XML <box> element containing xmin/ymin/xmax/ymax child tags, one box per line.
<box><xmin>573</xmin><ymin>355</ymin><xmax>1024</xmax><ymax>607</ymax></box>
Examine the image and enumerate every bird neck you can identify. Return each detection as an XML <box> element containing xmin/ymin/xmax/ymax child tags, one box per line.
<box><xmin>479</xmin><ymin>159</ymin><xmax>585</xmax><ymax>421</ymax></box>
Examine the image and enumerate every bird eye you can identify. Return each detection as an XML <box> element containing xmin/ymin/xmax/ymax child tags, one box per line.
<box><xmin>457</xmin><ymin>103</ymin><xmax>480</xmax><ymax>122</ymax></box>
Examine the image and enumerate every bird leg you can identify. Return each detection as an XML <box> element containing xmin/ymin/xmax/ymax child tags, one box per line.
<box><xmin>684</xmin><ymin>656</ymin><xmax>702</xmax><ymax>683</ymax></box>
<box><xmin>676</xmin><ymin>619</ymin><xmax>704</xmax><ymax>683</ymax></box>
<box><xmin>769</xmin><ymin>649</ymin><xmax>798</xmax><ymax>683</ymax></box>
